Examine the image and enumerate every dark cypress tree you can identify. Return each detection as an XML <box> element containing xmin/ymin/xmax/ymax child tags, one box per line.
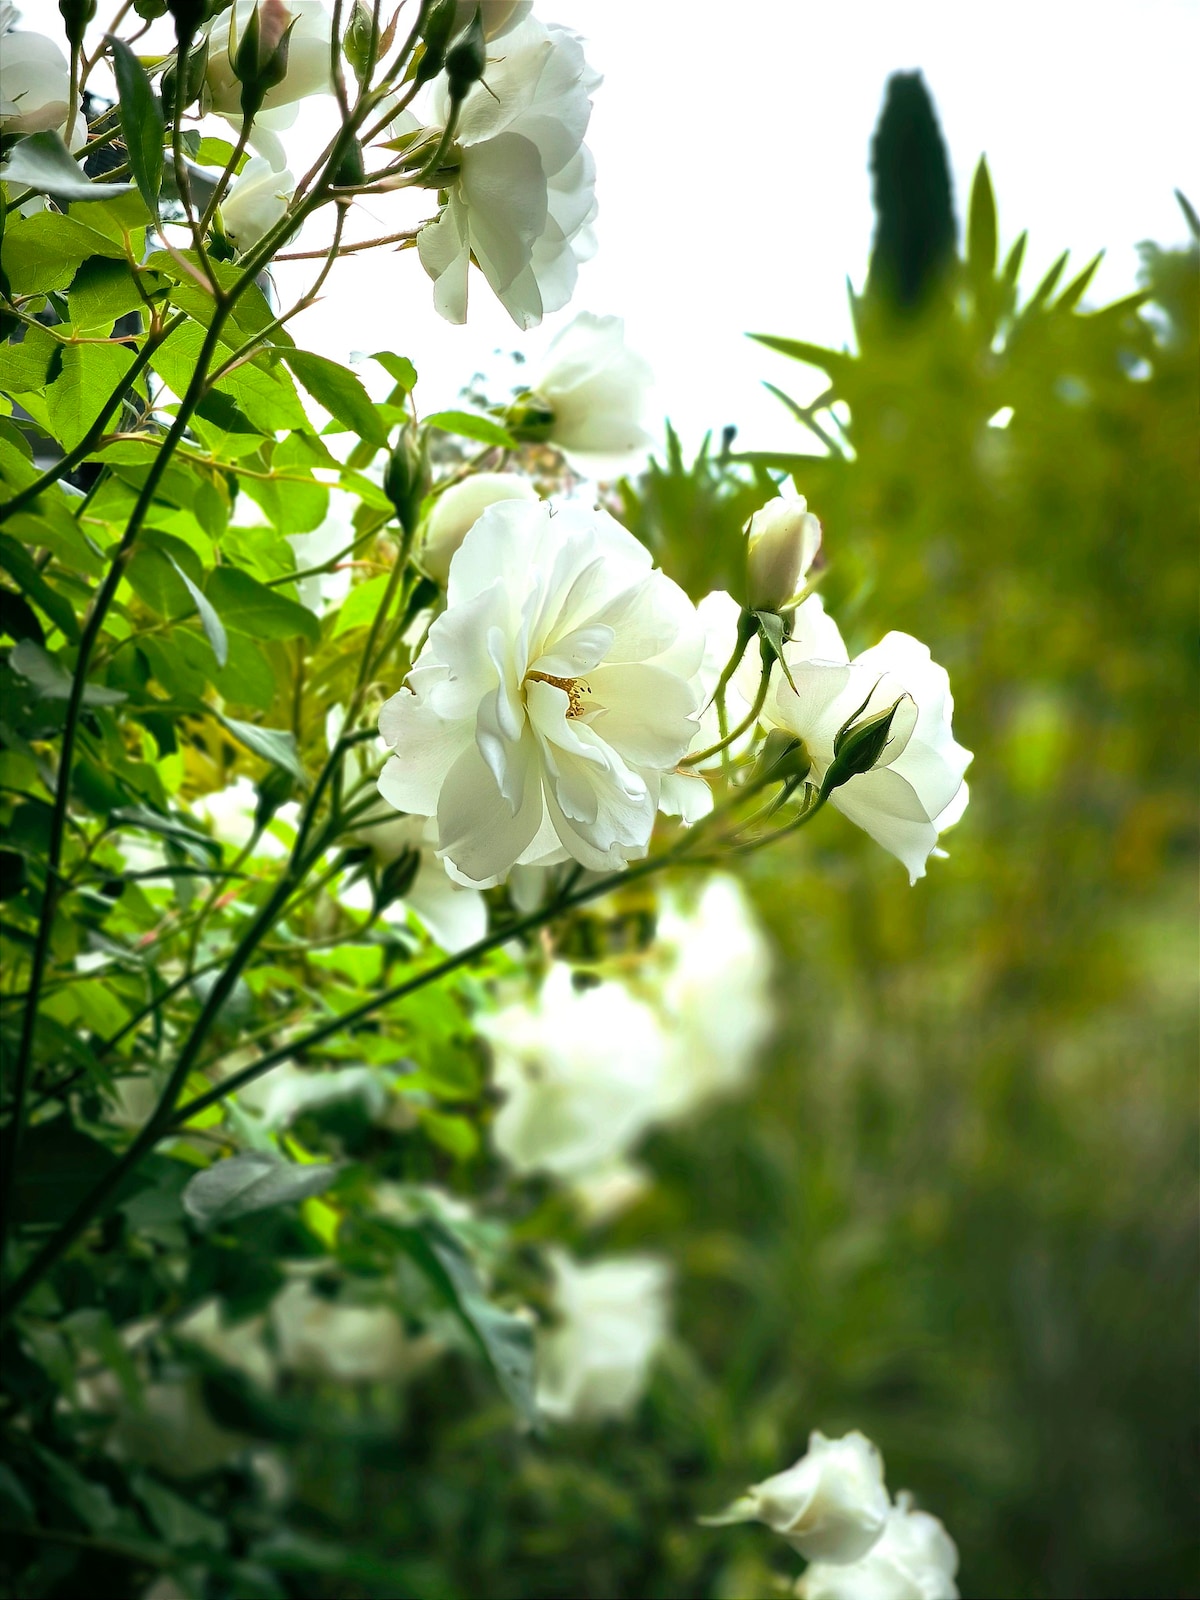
<box><xmin>865</xmin><ymin>72</ymin><xmax>957</xmax><ymax>314</ymax></box>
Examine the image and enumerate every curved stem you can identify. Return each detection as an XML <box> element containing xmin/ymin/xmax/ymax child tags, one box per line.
<box><xmin>684</xmin><ymin>660</ymin><xmax>770</xmax><ymax>767</ymax></box>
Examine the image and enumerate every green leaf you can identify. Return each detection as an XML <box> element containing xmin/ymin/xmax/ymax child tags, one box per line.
<box><xmin>45</xmin><ymin>341</ymin><xmax>139</xmax><ymax>452</ymax></box>
<box><xmin>747</xmin><ymin>334</ymin><xmax>854</xmax><ymax>383</ymax></box>
<box><xmin>181</xmin><ymin>1152</ymin><xmax>340</xmax><ymax>1229</ymax></box>
<box><xmin>399</xmin><ymin>1219</ymin><xmax>537</xmax><ymax>1426</ymax></box>
<box><xmin>285</xmin><ymin>350</ymin><xmax>390</xmax><ymax>447</ymax></box>
<box><xmin>0</xmin><ymin>324</ymin><xmax>59</xmax><ymax>393</ymax></box>
<box><xmin>967</xmin><ymin>156</ymin><xmax>998</xmax><ymax>283</ymax></box>
<box><xmin>0</xmin><ymin>539</ymin><xmax>81</xmax><ymax>641</ymax></box>
<box><xmin>167</xmin><ymin>553</ymin><xmax>228</xmax><ymax>668</ymax></box>
<box><xmin>205</xmin><ymin>566</ymin><xmax>320</xmax><ymax>643</ymax></box>
<box><xmin>152</xmin><ymin>321</ymin><xmax>307</xmax><ymax>434</ymax></box>
<box><xmin>1022</xmin><ymin>250</ymin><xmax>1070</xmax><ymax>318</ymax></box>
<box><xmin>108</xmin><ymin>36</ymin><xmax>165</xmax><ymax>214</ymax></box>
<box><xmin>1054</xmin><ymin>251</ymin><xmax>1104</xmax><ymax>313</ymax></box>
<box><xmin>219</xmin><ymin>714</ymin><xmax>307</xmax><ymax>782</ymax></box>
<box><xmin>69</xmin><ymin>256</ymin><xmax>152</xmax><ymax>333</ymax></box>
<box><xmin>0</xmin><ymin>131</ymin><xmax>135</xmax><ymax>203</ymax></box>
<box><xmin>0</xmin><ymin>210</ymin><xmax>126</xmax><ymax>296</ymax></box>
<box><xmin>9</xmin><ymin>639</ymin><xmax>125</xmax><ymax>705</ymax></box>
<box><xmin>332</xmin><ymin>572</ymin><xmax>391</xmax><ymax>637</ymax></box>
<box><xmin>370</xmin><ymin>351</ymin><xmax>417</xmax><ymax>391</ymax></box>
<box><xmin>133</xmin><ymin>1473</ymin><xmax>226</xmax><ymax>1551</ymax></box>
<box><xmin>423</xmin><ymin>409</ymin><xmax>516</xmax><ymax>449</ymax></box>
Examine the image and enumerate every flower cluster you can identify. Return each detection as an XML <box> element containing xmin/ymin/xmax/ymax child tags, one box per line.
<box><xmin>707</xmin><ymin>1431</ymin><xmax>960</xmax><ymax>1599</ymax></box>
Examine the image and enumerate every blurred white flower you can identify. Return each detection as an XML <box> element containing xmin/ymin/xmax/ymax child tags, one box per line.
<box><xmin>746</xmin><ymin>492</ymin><xmax>822</xmax><ymax>614</ymax></box>
<box><xmin>706</xmin><ymin>1430</ymin><xmax>890</xmax><ymax>1564</ymax></box>
<box><xmin>652</xmin><ymin>874</ymin><xmax>773</xmax><ymax>1118</ymax></box>
<box><xmin>796</xmin><ymin>1495</ymin><xmax>960</xmax><ymax>1600</ymax></box>
<box><xmin>175</xmin><ymin>1299</ymin><xmax>274</xmax><ymax>1387</ymax></box>
<box><xmin>537</xmin><ymin>1250</ymin><xmax>670</xmax><ymax>1421</ymax></box>
<box><xmin>288</xmin><ymin>498</ymin><xmax>356</xmax><ymax>614</ymax></box>
<box><xmin>221</xmin><ymin>155</ymin><xmax>295</xmax><ymax>249</ymax></box>
<box><xmin>204</xmin><ymin>1</ymin><xmax>334</xmax><ymax>169</ymax></box>
<box><xmin>236</xmin><ymin>1061</ymin><xmax>387</xmax><ymax>1128</ymax></box>
<box><xmin>190</xmin><ymin>776</ymin><xmax>299</xmax><ymax>858</ymax></box>
<box><xmin>376</xmin><ymin>499</ymin><xmax>705</xmax><ymax>887</ymax></box>
<box><xmin>418</xmin><ymin>17</ymin><xmax>599</xmax><ymax>329</ymax></box>
<box><xmin>769</xmin><ymin>621</ymin><xmax>972</xmax><ymax>883</ymax></box>
<box><xmin>482</xmin><ymin>964</ymin><xmax>667</xmax><ymax>1182</ymax></box>
<box><xmin>420</xmin><ymin>472</ymin><xmax>539</xmax><ymax>586</ymax></box>
<box><xmin>526</xmin><ymin>312</ymin><xmax>654</xmax><ymax>479</ymax></box>
<box><xmin>0</xmin><ymin>14</ymin><xmax>76</xmax><ymax>137</ymax></box>
<box><xmin>271</xmin><ymin>1280</ymin><xmax>427</xmax><ymax>1383</ymax></box>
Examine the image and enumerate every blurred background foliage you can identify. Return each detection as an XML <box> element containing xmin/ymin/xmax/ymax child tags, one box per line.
<box><xmin>324</xmin><ymin>82</ymin><xmax>1196</xmax><ymax>1600</ymax></box>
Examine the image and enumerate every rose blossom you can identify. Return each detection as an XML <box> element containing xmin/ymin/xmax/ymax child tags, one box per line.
<box><xmin>705</xmin><ymin>1430</ymin><xmax>890</xmax><ymax>1564</ymax></box>
<box><xmin>417</xmin><ymin>17</ymin><xmax>599</xmax><ymax>329</ymax></box>
<box><xmin>376</xmin><ymin>499</ymin><xmax>706</xmax><ymax>887</ymax></box>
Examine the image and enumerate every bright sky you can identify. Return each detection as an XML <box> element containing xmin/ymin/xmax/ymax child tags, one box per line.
<box><xmin>19</xmin><ymin>0</ymin><xmax>1200</xmax><ymax>453</ymax></box>
<box><xmin>287</xmin><ymin>0</ymin><xmax>1198</xmax><ymax>454</ymax></box>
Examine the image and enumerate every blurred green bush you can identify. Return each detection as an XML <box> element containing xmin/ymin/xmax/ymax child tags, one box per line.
<box><xmin>306</xmin><ymin>170</ymin><xmax>1199</xmax><ymax>1600</ymax></box>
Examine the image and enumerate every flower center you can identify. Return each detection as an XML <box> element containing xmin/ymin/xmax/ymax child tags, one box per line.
<box><xmin>525</xmin><ymin>671</ymin><xmax>589</xmax><ymax>718</ymax></box>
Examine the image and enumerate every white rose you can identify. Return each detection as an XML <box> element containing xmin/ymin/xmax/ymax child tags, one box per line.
<box><xmin>526</xmin><ymin>312</ymin><xmax>654</xmax><ymax>479</ymax></box>
<box><xmin>482</xmin><ymin>963</ymin><xmax>668</xmax><ymax>1182</ymax></box>
<box><xmin>797</xmin><ymin>1495</ymin><xmax>960</xmax><ymax>1600</ymax></box>
<box><xmin>537</xmin><ymin>1250</ymin><xmax>671</xmax><ymax>1422</ymax></box>
<box><xmin>204</xmin><ymin>1</ymin><xmax>334</xmax><ymax>169</ymax></box>
<box><xmin>236</xmin><ymin>1061</ymin><xmax>388</xmax><ymax>1128</ymax></box>
<box><xmin>220</xmin><ymin>156</ymin><xmax>294</xmax><ymax>249</ymax></box>
<box><xmin>376</xmin><ymin>499</ymin><xmax>706</xmax><ymax>887</ymax></box>
<box><xmin>418</xmin><ymin>17</ymin><xmax>599</xmax><ymax>329</ymax></box>
<box><xmin>766</xmin><ymin>611</ymin><xmax>972</xmax><ymax>883</ymax></box>
<box><xmin>0</xmin><ymin>18</ymin><xmax>76</xmax><ymax>137</ymax></box>
<box><xmin>746</xmin><ymin>493</ymin><xmax>822</xmax><ymax>613</ymax></box>
<box><xmin>706</xmin><ymin>1430</ymin><xmax>890</xmax><ymax>1564</ymax></box>
<box><xmin>652</xmin><ymin>874</ymin><xmax>773</xmax><ymax>1119</ymax></box>
<box><xmin>420</xmin><ymin>473</ymin><xmax>539</xmax><ymax>585</ymax></box>
<box><xmin>190</xmin><ymin>776</ymin><xmax>300</xmax><ymax>858</ymax></box>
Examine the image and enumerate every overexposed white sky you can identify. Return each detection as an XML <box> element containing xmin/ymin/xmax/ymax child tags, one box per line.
<box><xmin>289</xmin><ymin>0</ymin><xmax>1198</xmax><ymax>452</ymax></box>
<box><xmin>19</xmin><ymin>0</ymin><xmax>1200</xmax><ymax>452</ymax></box>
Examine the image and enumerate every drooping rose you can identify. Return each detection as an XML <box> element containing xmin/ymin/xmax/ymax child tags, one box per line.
<box><xmin>523</xmin><ymin>312</ymin><xmax>654</xmax><ymax>478</ymax></box>
<box><xmin>796</xmin><ymin>1494</ymin><xmax>960</xmax><ymax>1600</ymax></box>
<box><xmin>704</xmin><ymin>1431</ymin><xmax>890</xmax><ymax>1564</ymax></box>
<box><xmin>417</xmin><ymin>17</ymin><xmax>599</xmax><ymax>329</ymax></box>
<box><xmin>537</xmin><ymin>1250</ymin><xmax>671</xmax><ymax>1422</ymax></box>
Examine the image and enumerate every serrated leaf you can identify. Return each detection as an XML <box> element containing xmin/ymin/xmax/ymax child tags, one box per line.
<box><xmin>219</xmin><ymin>714</ymin><xmax>307</xmax><ymax>782</ymax></box>
<box><xmin>108</xmin><ymin>36</ymin><xmax>165</xmax><ymax>214</ymax></box>
<box><xmin>181</xmin><ymin>1151</ymin><xmax>339</xmax><ymax>1228</ymax></box>
<box><xmin>0</xmin><ymin>210</ymin><xmax>126</xmax><ymax>296</ymax></box>
<box><xmin>204</xmin><ymin>567</ymin><xmax>319</xmax><ymax>643</ymax></box>
<box><xmin>0</xmin><ymin>130</ymin><xmax>135</xmax><ymax>203</ymax></box>
<box><xmin>46</xmin><ymin>341</ymin><xmax>139</xmax><ymax>452</ymax></box>
<box><xmin>285</xmin><ymin>350</ymin><xmax>389</xmax><ymax>447</ymax></box>
<box><xmin>423</xmin><ymin>409</ymin><xmax>515</xmax><ymax>449</ymax></box>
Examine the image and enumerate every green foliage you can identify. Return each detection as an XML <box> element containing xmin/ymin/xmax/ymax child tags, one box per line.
<box><xmin>865</xmin><ymin>72</ymin><xmax>957</xmax><ymax>313</ymax></box>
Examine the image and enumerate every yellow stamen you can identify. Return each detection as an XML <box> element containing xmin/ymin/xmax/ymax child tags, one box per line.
<box><xmin>526</xmin><ymin>671</ymin><xmax>589</xmax><ymax>718</ymax></box>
